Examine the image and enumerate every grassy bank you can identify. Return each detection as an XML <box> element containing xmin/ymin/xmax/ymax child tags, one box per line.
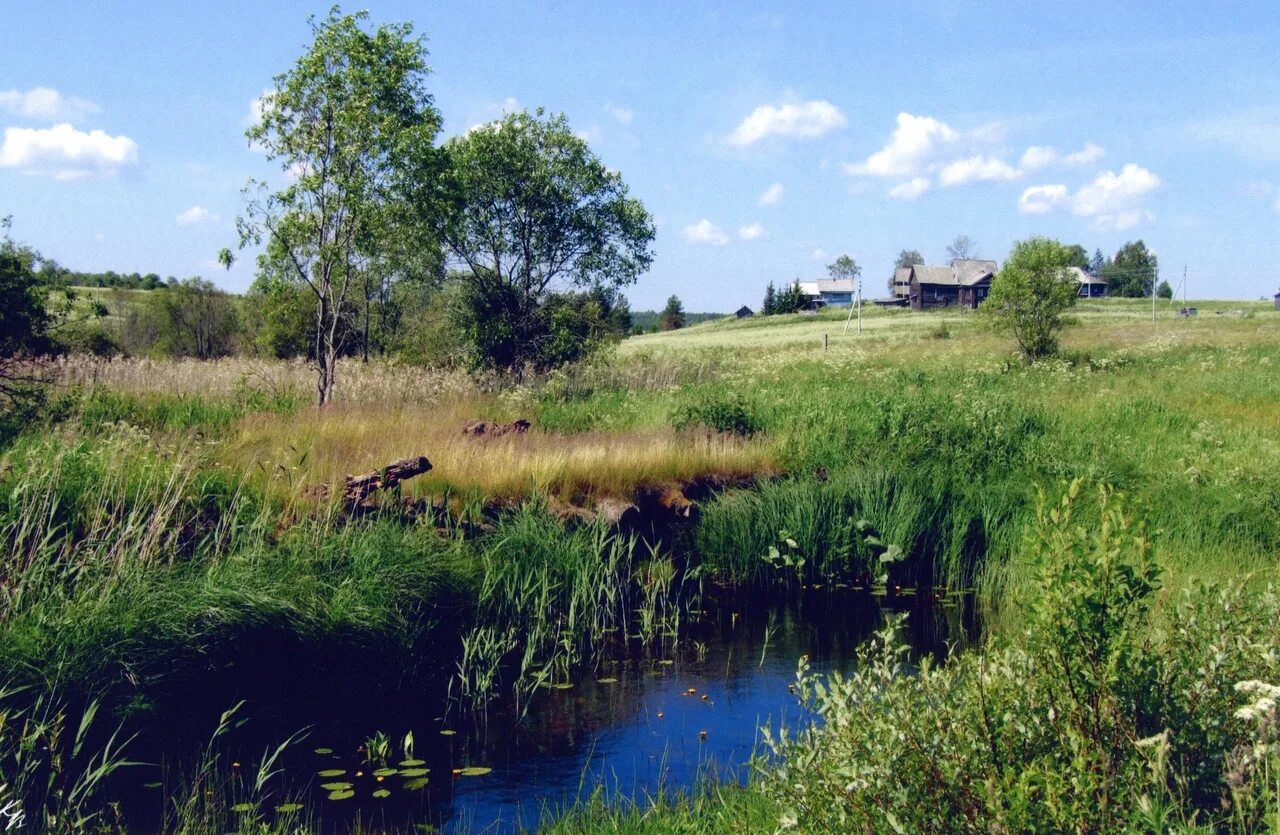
<box><xmin>1</xmin><ymin>299</ymin><xmax>1278</xmax><ymax>830</ymax></box>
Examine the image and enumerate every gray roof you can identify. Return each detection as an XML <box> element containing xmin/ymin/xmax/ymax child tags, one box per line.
<box><xmin>797</xmin><ymin>278</ymin><xmax>855</xmax><ymax>295</ymax></box>
<box><xmin>953</xmin><ymin>259</ymin><xmax>998</xmax><ymax>286</ymax></box>
<box><xmin>1070</xmin><ymin>266</ymin><xmax>1107</xmax><ymax>285</ymax></box>
<box><xmin>911</xmin><ymin>265</ymin><xmax>958</xmax><ymax>286</ymax></box>
<box><xmin>893</xmin><ymin>266</ymin><xmax>913</xmax><ymax>283</ymax></box>
<box><xmin>909</xmin><ymin>260</ymin><xmax>997</xmax><ymax>287</ymax></box>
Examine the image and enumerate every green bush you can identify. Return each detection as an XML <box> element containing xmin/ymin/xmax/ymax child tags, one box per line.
<box><xmin>758</xmin><ymin>482</ymin><xmax>1280</xmax><ymax>833</ymax></box>
<box><xmin>672</xmin><ymin>392</ymin><xmax>761</xmax><ymax>437</ymax></box>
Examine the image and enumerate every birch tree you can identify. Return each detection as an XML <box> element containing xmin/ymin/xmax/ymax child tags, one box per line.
<box><xmin>236</xmin><ymin>8</ymin><xmax>441</xmax><ymax>404</ymax></box>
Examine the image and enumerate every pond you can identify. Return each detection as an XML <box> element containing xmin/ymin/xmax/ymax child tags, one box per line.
<box><xmin>113</xmin><ymin>587</ymin><xmax>974</xmax><ymax>832</ymax></box>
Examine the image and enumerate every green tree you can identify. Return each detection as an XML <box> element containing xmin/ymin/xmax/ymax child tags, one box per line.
<box><xmin>826</xmin><ymin>254</ymin><xmax>861</xmax><ymax>281</ymax></box>
<box><xmin>762</xmin><ymin>281</ymin><xmax>777</xmax><ymax>315</ymax></box>
<box><xmin>130</xmin><ymin>278</ymin><xmax>239</xmax><ymax>359</ymax></box>
<box><xmin>981</xmin><ymin>237</ymin><xmax>1079</xmax><ymax>362</ymax></box>
<box><xmin>774</xmin><ymin>281</ymin><xmax>807</xmax><ymax>314</ymax></box>
<box><xmin>1156</xmin><ymin>279</ymin><xmax>1173</xmax><ymax>300</ymax></box>
<box><xmin>1064</xmin><ymin>244</ymin><xmax>1090</xmax><ymax>270</ymax></box>
<box><xmin>235</xmin><ymin>7</ymin><xmax>442</xmax><ymax>404</ymax></box>
<box><xmin>0</xmin><ymin>220</ymin><xmax>81</xmax><ymax>441</ymax></box>
<box><xmin>438</xmin><ymin>108</ymin><xmax>654</xmax><ymax>370</ymax></box>
<box><xmin>895</xmin><ymin>249</ymin><xmax>925</xmax><ymax>269</ymax></box>
<box><xmin>1089</xmin><ymin>248</ymin><xmax>1106</xmax><ymax>276</ymax></box>
<box><xmin>659</xmin><ymin>294</ymin><xmax>686</xmax><ymax>330</ymax></box>
<box><xmin>1100</xmin><ymin>240</ymin><xmax>1158</xmax><ymax>298</ymax></box>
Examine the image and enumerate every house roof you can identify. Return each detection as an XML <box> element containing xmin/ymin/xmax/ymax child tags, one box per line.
<box><xmin>912</xmin><ymin>265</ymin><xmax>963</xmax><ymax>286</ymax></box>
<box><xmin>796</xmin><ymin>278</ymin><xmax>855</xmax><ymax>295</ymax></box>
<box><xmin>909</xmin><ymin>260</ymin><xmax>997</xmax><ymax>287</ymax></box>
<box><xmin>893</xmin><ymin>266</ymin><xmax>914</xmax><ymax>283</ymax></box>
<box><xmin>1070</xmin><ymin>266</ymin><xmax>1107</xmax><ymax>285</ymax></box>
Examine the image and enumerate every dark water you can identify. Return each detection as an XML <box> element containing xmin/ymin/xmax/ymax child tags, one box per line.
<box><xmin>113</xmin><ymin>588</ymin><xmax>973</xmax><ymax>833</ymax></box>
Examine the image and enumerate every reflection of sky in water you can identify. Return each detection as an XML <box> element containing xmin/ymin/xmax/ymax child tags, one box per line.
<box><xmin>442</xmin><ymin>592</ymin><xmax>969</xmax><ymax>833</ymax></box>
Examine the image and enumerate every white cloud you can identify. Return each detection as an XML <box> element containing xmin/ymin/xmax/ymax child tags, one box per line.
<box><xmin>1274</xmin><ymin>196</ymin><xmax>1280</xmax><ymax>213</ymax></box>
<box><xmin>0</xmin><ymin>123</ymin><xmax>138</xmax><ymax>180</ymax></box>
<box><xmin>176</xmin><ymin>206</ymin><xmax>219</xmax><ymax>226</ymax></box>
<box><xmin>758</xmin><ymin>182</ymin><xmax>785</xmax><ymax>206</ymax></box>
<box><xmin>1019</xmin><ymin>145</ymin><xmax>1058</xmax><ymax>170</ymax></box>
<box><xmin>0</xmin><ymin>87</ymin><xmax>100</xmax><ymax>123</ymax></box>
<box><xmin>1019</xmin><ymin>142</ymin><xmax>1104</xmax><ymax>170</ymax></box>
<box><xmin>1064</xmin><ymin>142</ymin><xmax>1105</xmax><ymax>165</ymax></box>
<box><xmin>607</xmin><ymin>105</ymin><xmax>633</xmax><ymax>125</ymax></box>
<box><xmin>1017</xmin><ymin>183</ymin><xmax>1069</xmax><ymax>214</ymax></box>
<box><xmin>683</xmin><ymin>219</ymin><xmax>730</xmax><ymax>246</ymax></box>
<box><xmin>844</xmin><ymin>112</ymin><xmax>958</xmax><ymax>177</ymax></box>
<box><xmin>811</xmin><ymin>248</ymin><xmax>827</xmax><ymax>259</ymax></box>
<box><xmin>738</xmin><ymin>223</ymin><xmax>766</xmax><ymax>241</ymax></box>
<box><xmin>938</xmin><ymin>155</ymin><xmax>1021</xmax><ymax>186</ymax></box>
<box><xmin>888</xmin><ymin>177</ymin><xmax>931</xmax><ymax>200</ymax></box>
<box><xmin>1018</xmin><ymin>163</ymin><xmax>1161</xmax><ymax>230</ymax></box>
<box><xmin>727</xmin><ymin>99</ymin><xmax>847</xmax><ymax>146</ymax></box>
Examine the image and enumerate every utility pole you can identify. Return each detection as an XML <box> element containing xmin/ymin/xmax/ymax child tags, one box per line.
<box><xmin>1182</xmin><ymin>264</ymin><xmax>1187</xmax><ymax>309</ymax></box>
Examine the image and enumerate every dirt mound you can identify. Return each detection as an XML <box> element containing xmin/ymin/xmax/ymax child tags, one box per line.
<box><xmin>461</xmin><ymin>418</ymin><xmax>531</xmax><ymax>438</ymax></box>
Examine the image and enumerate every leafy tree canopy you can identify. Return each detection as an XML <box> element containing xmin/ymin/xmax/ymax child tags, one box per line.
<box><xmin>439</xmin><ymin>108</ymin><xmax>655</xmax><ymax>369</ymax></box>
<box><xmin>981</xmin><ymin>236</ymin><xmax>1079</xmax><ymax>362</ymax></box>
<box><xmin>1101</xmin><ymin>240</ymin><xmax>1158</xmax><ymax>298</ymax></box>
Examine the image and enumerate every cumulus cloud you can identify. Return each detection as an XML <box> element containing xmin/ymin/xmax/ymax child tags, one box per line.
<box><xmin>683</xmin><ymin>219</ymin><xmax>730</xmax><ymax>246</ymax></box>
<box><xmin>0</xmin><ymin>87</ymin><xmax>101</xmax><ymax>123</ymax></box>
<box><xmin>844</xmin><ymin>112</ymin><xmax>958</xmax><ymax>177</ymax></box>
<box><xmin>939</xmin><ymin>155</ymin><xmax>1021</xmax><ymax>186</ymax></box>
<box><xmin>1073</xmin><ymin>164</ymin><xmax>1160</xmax><ymax>229</ymax></box>
<box><xmin>1017</xmin><ymin>183</ymin><xmax>1069</xmax><ymax>214</ymax></box>
<box><xmin>888</xmin><ymin>177</ymin><xmax>931</xmax><ymax>200</ymax></box>
<box><xmin>738</xmin><ymin>223</ymin><xmax>766</xmax><ymax>241</ymax></box>
<box><xmin>727</xmin><ymin>99</ymin><xmax>846</xmax><ymax>146</ymax></box>
<box><xmin>811</xmin><ymin>248</ymin><xmax>827</xmax><ymax>259</ymax></box>
<box><xmin>1018</xmin><ymin>163</ymin><xmax>1161</xmax><ymax>230</ymax></box>
<box><xmin>758</xmin><ymin>182</ymin><xmax>785</xmax><ymax>206</ymax></box>
<box><xmin>0</xmin><ymin>123</ymin><xmax>138</xmax><ymax>180</ymax></box>
<box><xmin>1019</xmin><ymin>142</ymin><xmax>1104</xmax><ymax>170</ymax></box>
<box><xmin>607</xmin><ymin>105</ymin><xmax>633</xmax><ymax>125</ymax></box>
<box><xmin>176</xmin><ymin>206</ymin><xmax>219</xmax><ymax>226</ymax></box>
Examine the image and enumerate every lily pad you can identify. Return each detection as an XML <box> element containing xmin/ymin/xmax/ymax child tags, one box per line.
<box><xmin>317</xmin><ymin>768</ymin><xmax>346</xmax><ymax>777</ymax></box>
<box><xmin>231</xmin><ymin>802</ymin><xmax>255</xmax><ymax>813</ymax></box>
<box><xmin>439</xmin><ymin>730</ymin><xmax>456</xmax><ymax>736</ymax></box>
<box><xmin>144</xmin><ymin>781</ymin><xmax>163</xmax><ymax>789</ymax></box>
<box><xmin>320</xmin><ymin>781</ymin><xmax>352</xmax><ymax>791</ymax></box>
<box><xmin>275</xmin><ymin>803</ymin><xmax>303</xmax><ymax>814</ymax></box>
<box><xmin>552</xmin><ymin>682</ymin><xmax>574</xmax><ymax>690</ymax></box>
<box><xmin>403</xmin><ymin>776</ymin><xmax>429</xmax><ymax>790</ymax></box>
<box><xmin>399</xmin><ymin>767</ymin><xmax>429</xmax><ymax>777</ymax></box>
<box><xmin>313</xmin><ymin>747</ymin><xmax>334</xmax><ymax>755</ymax></box>
<box><xmin>373</xmin><ymin>788</ymin><xmax>391</xmax><ymax>798</ymax></box>
<box><xmin>399</xmin><ymin>758</ymin><xmax>426</xmax><ymax>766</ymax></box>
<box><xmin>373</xmin><ymin>767</ymin><xmax>399</xmax><ymax>777</ymax></box>
<box><xmin>327</xmin><ymin>789</ymin><xmax>354</xmax><ymax>801</ymax></box>
<box><xmin>459</xmin><ymin>766</ymin><xmax>492</xmax><ymax>777</ymax></box>
<box><xmin>596</xmin><ymin>677</ymin><xmax>618</xmax><ymax>684</ymax></box>
<box><xmin>659</xmin><ymin>659</ymin><xmax>674</xmax><ymax>666</ymax></box>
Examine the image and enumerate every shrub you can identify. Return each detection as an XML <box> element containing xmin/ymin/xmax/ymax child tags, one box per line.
<box><xmin>672</xmin><ymin>392</ymin><xmax>761</xmax><ymax>437</ymax></box>
<box><xmin>759</xmin><ymin>481</ymin><xmax>1280</xmax><ymax>832</ymax></box>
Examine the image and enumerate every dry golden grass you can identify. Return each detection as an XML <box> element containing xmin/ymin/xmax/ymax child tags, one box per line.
<box><xmin>224</xmin><ymin>401</ymin><xmax>776</xmax><ymax>505</ymax></box>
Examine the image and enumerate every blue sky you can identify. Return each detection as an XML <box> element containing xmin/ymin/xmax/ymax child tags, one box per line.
<box><xmin>3</xmin><ymin>1</ymin><xmax>1279</xmax><ymax>311</ymax></box>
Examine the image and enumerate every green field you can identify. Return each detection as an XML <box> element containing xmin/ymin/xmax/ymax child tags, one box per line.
<box><xmin>2</xmin><ymin>299</ymin><xmax>1279</xmax><ymax>832</ymax></box>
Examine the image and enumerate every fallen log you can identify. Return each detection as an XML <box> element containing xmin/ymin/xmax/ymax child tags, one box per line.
<box><xmin>341</xmin><ymin>455</ymin><xmax>433</xmax><ymax>502</ymax></box>
<box><xmin>305</xmin><ymin>455</ymin><xmax>433</xmax><ymax>504</ymax></box>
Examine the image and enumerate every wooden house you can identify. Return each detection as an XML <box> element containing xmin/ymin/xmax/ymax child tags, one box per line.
<box><xmin>1070</xmin><ymin>267</ymin><xmax>1108</xmax><ymax>298</ymax></box>
<box><xmin>795</xmin><ymin>278</ymin><xmax>855</xmax><ymax>308</ymax></box>
<box><xmin>890</xmin><ymin>266</ymin><xmax>913</xmax><ymax>299</ymax></box>
<box><xmin>908</xmin><ymin>259</ymin><xmax>997</xmax><ymax>310</ymax></box>
<box><xmin>734</xmin><ymin>305</ymin><xmax>754</xmax><ymax>318</ymax></box>
<box><xmin>1274</xmin><ymin>288</ymin><xmax>1280</xmax><ymax>310</ymax></box>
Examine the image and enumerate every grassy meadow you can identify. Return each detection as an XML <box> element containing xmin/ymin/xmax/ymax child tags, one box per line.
<box><xmin>2</xmin><ymin>298</ymin><xmax>1279</xmax><ymax>831</ymax></box>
